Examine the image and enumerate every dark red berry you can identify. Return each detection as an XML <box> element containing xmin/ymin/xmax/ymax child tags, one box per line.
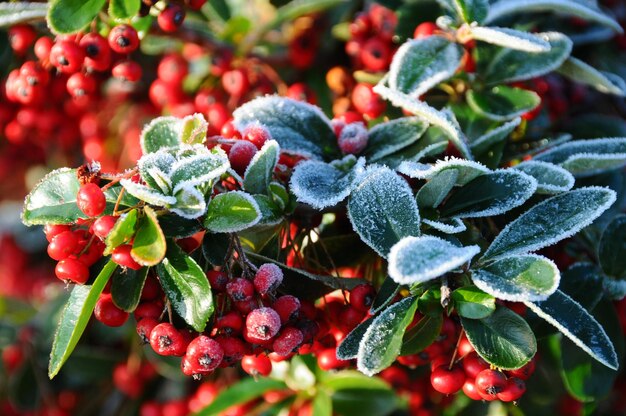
<box><xmin>112</xmin><ymin>244</ymin><xmax>143</xmax><ymax>270</ymax></box>
<box><xmin>506</xmin><ymin>357</ymin><xmax>535</xmax><ymax>380</ymax></box>
<box><xmin>158</xmin><ymin>4</ymin><xmax>186</xmax><ymax>33</ymax></box>
<box><xmin>462</xmin><ymin>352</ymin><xmax>489</xmax><ymax>379</ymax></box>
<box><xmin>228</xmin><ymin>140</ymin><xmax>257</xmax><ymax>175</ymax></box>
<box><xmin>94</xmin><ymin>294</ymin><xmax>129</xmax><ymax>327</ymax></box>
<box><xmin>430</xmin><ymin>365</ymin><xmax>466</xmax><ymax>394</ymax></box>
<box><xmin>9</xmin><ymin>24</ymin><xmax>36</xmax><ymax>54</ymax></box>
<box><xmin>77</xmin><ymin>183</ymin><xmax>106</xmax><ymax>217</ymax></box>
<box><xmin>245</xmin><ymin>307</ymin><xmax>281</xmax><ymax>341</ymax></box>
<box><xmin>55</xmin><ymin>258</ymin><xmax>90</xmax><ymax>284</ymax></box>
<box><xmin>226</xmin><ymin>277</ymin><xmax>255</xmax><ymax>302</ymax></box>
<box><xmin>272</xmin><ymin>327</ymin><xmax>304</xmax><ymax>357</ymax></box>
<box><xmin>134</xmin><ymin>301</ymin><xmax>163</xmax><ymax>321</ymax></box>
<box><xmin>136</xmin><ymin>318</ymin><xmax>158</xmax><ymax>344</ymax></box>
<box><xmin>497</xmin><ymin>377</ymin><xmax>526</xmax><ymax>402</ymax></box>
<box><xmin>215</xmin><ymin>311</ymin><xmax>244</xmax><ymax>335</ymax></box>
<box><xmin>108</xmin><ymin>25</ymin><xmax>140</xmax><ymax>54</ymax></box>
<box><xmin>206</xmin><ymin>270</ymin><xmax>228</xmax><ymax>292</ymax></box>
<box><xmin>215</xmin><ymin>336</ymin><xmax>247</xmax><ymax>367</ymax></box>
<box><xmin>184</xmin><ymin>335</ymin><xmax>224</xmax><ymax>375</ymax></box>
<box><xmin>149</xmin><ymin>322</ymin><xmax>187</xmax><ymax>356</ymax></box>
<box><xmin>241</xmin><ymin>354</ymin><xmax>272</xmax><ymax>376</ymax></box>
<box><xmin>475</xmin><ymin>369</ymin><xmax>508</xmax><ymax>401</ymax></box>
<box><xmin>253</xmin><ymin>263</ymin><xmax>283</xmax><ymax>295</ymax></box>
<box><xmin>349</xmin><ymin>284</ymin><xmax>376</xmax><ymax>312</ymax></box>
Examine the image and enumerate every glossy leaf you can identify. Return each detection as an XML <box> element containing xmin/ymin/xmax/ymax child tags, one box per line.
<box><xmin>357</xmin><ymin>296</ymin><xmax>418</xmax><ymax>376</ymax></box>
<box><xmin>195</xmin><ymin>377</ymin><xmax>286</xmax><ymax>415</ymax></box>
<box><xmin>347</xmin><ymin>166</ymin><xmax>421</xmax><ymax>258</ymax></box>
<box><xmin>513</xmin><ymin>160</ymin><xmax>575</xmax><ymax>194</ymax></box>
<box><xmin>461</xmin><ymin>306</ymin><xmax>536</xmax><ymax>370</ymax></box>
<box><xmin>108</xmin><ymin>0</ymin><xmax>140</xmax><ymax>20</ymax></box>
<box><xmin>243</xmin><ymin>140</ymin><xmax>280</xmax><ymax>195</ymax></box>
<box><xmin>598</xmin><ymin>214</ymin><xmax>626</xmax><ymax>279</ymax></box>
<box><xmin>47</xmin><ymin>0</ymin><xmax>105</xmax><ymax>34</ymax></box>
<box><xmin>202</xmin><ymin>232</ymin><xmax>231</xmax><ymax>267</ymax></box>
<box><xmin>470</xmin><ymin>26</ymin><xmax>551</xmax><ymax>52</ymax></box>
<box><xmin>49</xmin><ymin>260</ymin><xmax>117</xmax><ymax>378</ymax></box>
<box><xmin>110</xmin><ymin>267</ymin><xmax>148</xmax><ymax>312</ymax></box>
<box><xmin>322</xmin><ymin>370</ymin><xmax>392</xmax><ymax>391</ymax></box>
<box><xmin>131</xmin><ymin>206</ymin><xmax>166</xmax><ymax>266</ymax></box>
<box><xmin>482</xmin><ymin>187</ymin><xmax>616</xmax><ymax>261</ymax></box>
<box><xmin>104</xmin><ymin>209</ymin><xmax>138</xmax><ymax>255</ymax></box>
<box><xmin>416</xmin><ymin>169</ymin><xmax>458</xmax><ymax>208</ymax></box>
<box><xmin>156</xmin><ymin>244</ymin><xmax>213</xmax><ymax>332</ymax></box>
<box><xmin>452</xmin><ymin>285</ymin><xmax>496</xmax><ymax>319</ymax></box>
<box><xmin>558</xmin><ymin>57</ymin><xmax>626</xmax><ymax>97</ymax></box>
<box><xmin>204</xmin><ymin>191</ymin><xmax>261</xmax><ymax>233</ymax></box>
<box><xmin>525</xmin><ymin>290</ymin><xmax>618</xmax><ymax>370</ymax></box>
<box><xmin>331</xmin><ymin>388</ymin><xmax>397</xmax><ymax>416</ymax></box>
<box><xmin>388</xmin><ymin>236</ymin><xmax>480</xmax><ymax>285</ymax></box>
<box><xmin>400</xmin><ymin>314</ymin><xmax>443</xmax><ymax>355</ymax></box>
<box><xmin>365</xmin><ymin>117</ymin><xmax>429</xmax><ymax>162</ymax></box>
<box><xmin>466</xmin><ymin>85</ymin><xmax>541</xmax><ymax>122</ymax></box>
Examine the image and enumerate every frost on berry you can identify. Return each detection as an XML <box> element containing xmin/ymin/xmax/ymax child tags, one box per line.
<box><xmin>253</xmin><ymin>263</ymin><xmax>284</xmax><ymax>295</ymax></box>
<box><xmin>246</xmin><ymin>307</ymin><xmax>281</xmax><ymax>341</ymax></box>
<box><xmin>272</xmin><ymin>327</ymin><xmax>304</xmax><ymax>356</ymax></box>
<box><xmin>338</xmin><ymin>122</ymin><xmax>369</xmax><ymax>155</ymax></box>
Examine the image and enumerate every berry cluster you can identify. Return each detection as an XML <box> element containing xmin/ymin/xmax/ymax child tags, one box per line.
<box><xmin>346</xmin><ymin>4</ymin><xmax>398</xmax><ymax>72</ymax></box>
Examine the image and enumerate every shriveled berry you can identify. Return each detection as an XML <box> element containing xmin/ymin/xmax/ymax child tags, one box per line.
<box><xmin>77</xmin><ymin>183</ymin><xmax>106</xmax><ymax>217</ymax></box>
<box><xmin>228</xmin><ymin>140</ymin><xmax>257</xmax><ymax>175</ymax></box>
<box><xmin>149</xmin><ymin>323</ymin><xmax>187</xmax><ymax>356</ymax></box>
<box><xmin>430</xmin><ymin>365</ymin><xmax>466</xmax><ymax>394</ymax></box>
<box><xmin>226</xmin><ymin>277</ymin><xmax>255</xmax><ymax>302</ymax></box>
<box><xmin>158</xmin><ymin>4</ymin><xmax>186</xmax><ymax>33</ymax></box>
<box><xmin>112</xmin><ymin>244</ymin><xmax>143</xmax><ymax>270</ymax></box>
<box><xmin>253</xmin><ymin>263</ymin><xmax>284</xmax><ymax>295</ymax></box>
<box><xmin>273</xmin><ymin>295</ymin><xmax>301</xmax><ymax>324</ymax></box>
<box><xmin>241</xmin><ymin>354</ymin><xmax>272</xmax><ymax>376</ymax></box>
<box><xmin>94</xmin><ymin>294</ymin><xmax>129</xmax><ymax>327</ymax></box>
<box><xmin>55</xmin><ymin>258</ymin><xmax>90</xmax><ymax>284</ymax></box>
<box><xmin>272</xmin><ymin>327</ymin><xmax>304</xmax><ymax>356</ymax></box>
<box><xmin>245</xmin><ymin>307</ymin><xmax>281</xmax><ymax>341</ymax></box>
<box><xmin>185</xmin><ymin>335</ymin><xmax>224</xmax><ymax>375</ymax></box>
<box><xmin>108</xmin><ymin>25</ymin><xmax>139</xmax><ymax>54</ymax></box>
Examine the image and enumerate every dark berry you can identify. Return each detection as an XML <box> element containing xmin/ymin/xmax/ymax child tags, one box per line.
<box><xmin>215</xmin><ymin>336</ymin><xmax>247</xmax><ymax>367</ymax></box>
<box><xmin>272</xmin><ymin>295</ymin><xmax>301</xmax><ymax>324</ymax></box>
<box><xmin>349</xmin><ymin>283</ymin><xmax>376</xmax><ymax>313</ymax></box>
<box><xmin>272</xmin><ymin>327</ymin><xmax>304</xmax><ymax>357</ymax></box>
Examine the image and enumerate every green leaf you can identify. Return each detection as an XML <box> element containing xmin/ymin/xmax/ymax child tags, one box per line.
<box><xmin>0</xmin><ymin>2</ymin><xmax>48</xmax><ymax>27</ymax></box>
<box><xmin>47</xmin><ymin>0</ymin><xmax>105</xmax><ymax>34</ymax></box>
<box><xmin>202</xmin><ymin>232</ymin><xmax>231</xmax><ymax>267</ymax></box>
<box><xmin>399</xmin><ymin>158</ymin><xmax>489</xmax><ymax>186</ymax></box>
<box><xmin>482</xmin><ymin>32</ymin><xmax>572</xmax><ymax>85</ymax></box>
<box><xmin>471</xmin><ymin>254</ymin><xmax>559</xmax><ymax>302</ymax></box>
<box><xmin>370</xmin><ymin>277</ymin><xmax>400</xmax><ymax>314</ymax></box>
<box><xmin>453</xmin><ymin>0</ymin><xmax>489</xmax><ymax>23</ymax></box>
<box><xmin>156</xmin><ymin>244</ymin><xmax>213</xmax><ymax>332</ymax></box>
<box><xmin>418</xmin><ymin>289</ymin><xmax>444</xmax><ymax>317</ymax></box>
<box><xmin>347</xmin><ymin>166</ymin><xmax>421</xmax><ymax>258</ymax></box>
<box><xmin>466</xmin><ymin>85</ymin><xmax>541</xmax><ymax>122</ymax></box>
<box><xmin>252</xmin><ymin>195</ymin><xmax>283</xmax><ymax>227</ymax></box>
<box><xmin>452</xmin><ymin>285</ymin><xmax>496</xmax><ymax>319</ymax></box>
<box><xmin>172</xmin><ymin>185</ymin><xmax>207</xmax><ymax>220</ymax></box>
<box><xmin>558</xmin><ymin>57</ymin><xmax>626</xmax><ymax>97</ymax></box>
<box><xmin>140</xmin><ymin>116</ymin><xmax>182</xmax><ymax>154</ymax></box>
<box><xmin>322</xmin><ymin>370</ymin><xmax>392</xmax><ymax>391</ymax></box>
<box><xmin>49</xmin><ymin>260</ymin><xmax>117</xmax><ymax>379</ymax></box>
<box><xmin>486</xmin><ymin>0</ymin><xmax>623</xmax><ymax>34</ymax></box>
<box><xmin>169</xmin><ymin>148</ymin><xmax>230</xmax><ymax>189</ymax></box>
<box><xmin>357</xmin><ymin>296</ymin><xmax>418</xmax><ymax>375</ymax></box>
<box><xmin>108</xmin><ymin>0</ymin><xmax>140</xmax><ymax>20</ymax></box>
<box><xmin>194</xmin><ymin>377</ymin><xmax>286</xmax><ymax>415</ymax></box>
<box><xmin>440</xmin><ymin>170</ymin><xmax>537</xmax><ymax>218</ymax></box>
<box><xmin>416</xmin><ymin>169</ymin><xmax>458</xmax><ymax>208</ymax></box>
<box><xmin>158</xmin><ymin>214</ymin><xmax>203</xmax><ymax>239</ymax></box>
<box><xmin>388</xmin><ymin>236</ymin><xmax>480</xmax><ymax>285</ymax></box>
<box><xmin>243</xmin><ymin>140</ymin><xmax>280</xmax><ymax>195</ymax></box>
<box><xmin>365</xmin><ymin>117</ymin><xmax>429</xmax><ymax>162</ymax></box>
<box><xmin>469</xmin><ymin>26</ymin><xmax>551</xmax><ymax>52</ymax></box>
<box><xmin>470</xmin><ymin>118</ymin><xmax>521</xmax><ymax>156</ymax></box>
<box><xmin>204</xmin><ymin>191</ymin><xmax>261</xmax><ymax>233</ymax></box>
<box><xmin>331</xmin><ymin>388</ymin><xmax>398</xmax><ymax>416</ymax></box>
<box><xmin>104</xmin><ymin>209</ymin><xmax>138</xmax><ymax>255</ymax></box>
<box><xmin>559</xmin><ymin>263</ymin><xmax>604</xmax><ymax>311</ymax></box>
<box><xmin>233</xmin><ymin>96</ymin><xmax>339</xmax><ymax>161</ymax></box>
<box><xmin>131</xmin><ymin>206</ymin><xmax>166</xmax><ymax>266</ymax></box>
<box><xmin>598</xmin><ymin>214</ymin><xmax>626</xmax><ymax>279</ymax></box>
<box><xmin>513</xmin><ymin>160</ymin><xmax>575</xmax><ymax>194</ymax></box>
<box><xmin>21</xmin><ymin>168</ymin><xmax>86</xmax><ymax>226</ymax></box>
<box><xmin>337</xmin><ymin>316</ymin><xmax>375</xmax><ymax>360</ymax></box>
<box><xmin>388</xmin><ymin>36</ymin><xmax>463</xmax><ymax>97</ymax></box>
<box><xmin>290</xmin><ymin>156</ymin><xmax>365</xmax><ymax>210</ymax></box>
<box><xmin>312</xmin><ymin>391</ymin><xmax>332</xmax><ymax>416</ymax></box>
<box><xmin>375</xmin><ymin>127</ymin><xmax>449</xmax><ymax>169</ymax></box>
<box><xmin>461</xmin><ymin>306</ymin><xmax>536</xmax><ymax>370</ymax></box>
<box><xmin>110</xmin><ymin>267</ymin><xmax>149</xmax><ymax>312</ymax></box>
<box><xmin>400</xmin><ymin>314</ymin><xmax>443</xmax><ymax>355</ymax></box>
<box><xmin>482</xmin><ymin>187</ymin><xmax>616</xmax><ymax>262</ymax></box>
<box><xmin>525</xmin><ymin>290</ymin><xmax>618</xmax><ymax>370</ymax></box>
<box><xmin>180</xmin><ymin>113</ymin><xmax>208</xmax><ymax>145</ymax></box>
<box><xmin>267</xmin><ymin>0</ymin><xmax>347</xmax><ymax>31</ymax></box>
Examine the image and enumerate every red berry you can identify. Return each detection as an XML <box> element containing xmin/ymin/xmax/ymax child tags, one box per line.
<box><xmin>475</xmin><ymin>369</ymin><xmax>508</xmax><ymax>401</ymax></box>
<box><xmin>369</xmin><ymin>4</ymin><xmax>397</xmax><ymax>42</ymax></box>
<box><xmin>47</xmin><ymin>230</ymin><xmax>79</xmax><ymax>260</ymax></box>
<box><xmin>228</xmin><ymin>140</ymin><xmax>258</xmax><ymax>175</ymax></box>
<box><xmin>350</xmin><ymin>13</ymin><xmax>371</xmax><ymax>38</ymax></box>
<box><xmin>113</xmin><ymin>362</ymin><xmax>143</xmax><ymax>398</ymax></box>
<box><xmin>272</xmin><ymin>327</ymin><xmax>304</xmax><ymax>357</ymax></box>
<box><xmin>462</xmin><ymin>379</ymin><xmax>482</xmax><ymax>400</ymax></box>
<box><xmin>222</xmin><ymin>69</ymin><xmax>249</xmax><ymax>97</ymax></box>
<box><xmin>457</xmin><ymin>336</ymin><xmax>474</xmax><ymax>357</ymax></box>
<box><xmin>136</xmin><ymin>318</ymin><xmax>159</xmax><ymax>344</ymax></box>
<box><xmin>430</xmin><ymin>365</ymin><xmax>466</xmax><ymax>394</ymax></box>
<box><xmin>161</xmin><ymin>400</ymin><xmax>187</xmax><ymax>416</ymax></box>
<box><xmin>349</xmin><ymin>284</ymin><xmax>376</xmax><ymax>313</ymax></box>
<box><xmin>497</xmin><ymin>377</ymin><xmax>526</xmax><ymax>402</ymax></box>
<box><xmin>108</xmin><ymin>25</ymin><xmax>139</xmax><ymax>54</ymax></box>
<box><xmin>184</xmin><ymin>335</ymin><xmax>224</xmax><ymax>375</ymax></box>
<box><xmin>215</xmin><ymin>311</ymin><xmax>244</xmax><ymax>335</ymax></box>
<box><xmin>140</xmin><ymin>401</ymin><xmax>162</xmax><ymax>416</ymax></box>
<box><xmin>414</xmin><ymin>22</ymin><xmax>438</xmax><ymax>39</ymax></box>
<box><xmin>242</xmin><ymin>124</ymin><xmax>271</xmax><ymax>149</ymax></box>
<box><xmin>158</xmin><ymin>4</ymin><xmax>186</xmax><ymax>33</ymax></box>
<box><xmin>338</xmin><ymin>122</ymin><xmax>369</xmax><ymax>154</ymax></box>
<box><xmin>92</xmin><ymin>215</ymin><xmax>118</xmax><ymax>239</ymax></box>
<box><xmin>112</xmin><ymin>60</ymin><xmax>143</xmax><ymax>82</ymax></box>
<box><xmin>215</xmin><ymin>336</ymin><xmax>247</xmax><ymax>367</ymax></box>
<box><xmin>351</xmin><ymin>82</ymin><xmax>386</xmax><ymax>119</ymax></box>
<box><xmin>77</xmin><ymin>183</ymin><xmax>106</xmax><ymax>217</ymax></box>
<box><xmin>141</xmin><ymin>276</ymin><xmax>162</xmax><ymax>300</ymax></box>
<box><xmin>273</xmin><ymin>295</ymin><xmax>301</xmax><ymax>324</ymax></box>
<box><xmin>245</xmin><ymin>307</ymin><xmax>281</xmax><ymax>341</ymax></box>
<box><xmin>55</xmin><ymin>258</ymin><xmax>90</xmax><ymax>284</ymax></box>
<box><xmin>9</xmin><ymin>24</ymin><xmax>36</xmax><ymax>54</ymax></box>
<box><xmin>149</xmin><ymin>322</ymin><xmax>187</xmax><ymax>356</ymax></box>
<box><xmin>253</xmin><ymin>263</ymin><xmax>284</xmax><ymax>295</ymax></box>
<box><xmin>34</xmin><ymin>36</ymin><xmax>54</xmax><ymax>61</ymax></box>
<box><xmin>20</xmin><ymin>61</ymin><xmax>49</xmax><ymax>86</ymax></box>
<box><xmin>134</xmin><ymin>301</ymin><xmax>163</xmax><ymax>321</ymax></box>
<box><xmin>157</xmin><ymin>54</ymin><xmax>188</xmax><ymax>84</ymax></box>
<box><xmin>506</xmin><ymin>357</ymin><xmax>535</xmax><ymax>380</ymax></box>
<box><xmin>360</xmin><ymin>37</ymin><xmax>392</xmax><ymax>72</ymax></box>
<box><xmin>206</xmin><ymin>270</ymin><xmax>228</xmax><ymax>292</ymax></box>
<box><xmin>2</xmin><ymin>344</ymin><xmax>24</xmax><ymax>373</ymax></box>
<box><xmin>94</xmin><ymin>294</ymin><xmax>129</xmax><ymax>327</ymax></box>
<box><xmin>44</xmin><ymin>224</ymin><xmax>71</xmax><ymax>242</ymax></box>
<box><xmin>79</xmin><ymin>33</ymin><xmax>111</xmax><ymax>72</ymax></box>
<box><xmin>112</xmin><ymin>244</ymin><xmax>143</xmax><ymax>270</ymax></box>
<box><xmin>66</xmin><ymin>72</ymin><xmax>96</xmax><ymax>97</ymax></box>
<box><xmin>50</xmin><ymin>40</ymin><xmax>85</xmax><ymax>74</ymax></box>
<box><xmin>317</xmin><ymin>347</ymin><xmax>349</xmax><ymax>371</ymax></box>
<box><xmin>462</xmin><ymin>352</ymin><xmax>489</xmax><ymax>379</ymax></box>
<box><xmin>226</xmin><ymin>277</ymin><xmax>255</xmax><ymax>302</ymax></box>
<box><xmin>241</xmin><ymin>354</ymin><xmax>272</xmax><ymax>376</ymax></box>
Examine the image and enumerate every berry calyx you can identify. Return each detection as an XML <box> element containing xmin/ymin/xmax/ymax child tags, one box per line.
<box><xmin>184</xmin><ymin>335</ymin><xmax>224</xmax><ymax>376</ymax></box>
<box><xmin>149</xmin><ymin>323</ymin><xmax>187</xmax><ymax>356</ymax></box>
<box><xmin>245</xmin><ymin>307</ymin><xmax>281</xmax><ymax>341</ymax></box>
<box><xmin>108</xmin><ymin>25</ymin><xmax>140</xmax><ymax>54</ymax></box>
<box><xmin>475</xmin><ymin>369</ymin><xmax>508</xmax><ymax>400</ymax></box>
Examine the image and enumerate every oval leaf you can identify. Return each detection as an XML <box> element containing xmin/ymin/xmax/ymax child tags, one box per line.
<box><xmin>47</xmin><ymin>0</ymin><xmax>105</xmax><ymax>34</ymax></box>
<box><xmin>388</xmin><ymin>236</ymin><xmax>480</xmax><ymax>285</ymax></box>
<box><xmin>357</xmin><ymin>296</ymin><xmax>418</xmax><ymax>376</ymax></box>
<box><xmin>194</xmin><ymin>377</ymin><xmax>286</xmax><ymax>416</ymax></box>
<box><xmin>471</xmin><ymin>254</ymin><xmax>560</xmax><ymax>302</ymax></box>
<box><xmin>204</xmin><ymin>191</ymin><xmax>261</xmax><ymax>233</ymax></box>
<box><xmin>453</xmin><ymin>0</ymin><xmax>489</xmax><ymax>23</ymax></box>
<box><xmin>466</xmin><ymin>85</ymin><xmax>541</xmax><ymax>122</ymax></box>
<box><xmin>482</xmin><ymin>187</ymin><xmax>616</xmax><ymax>261</ymax></box>
<box><xmin>110</xmin><ymin>267</ymin><xmax>149</xmax><ymax>313</ymax></box>
<box><xmin>452</xmin><ymin>285</ymin><xmax>496</xmax><ymax>319</ymax></box>
<box><xmin>599</xmin><ymin>214</ymin><xmax>626</xmax><ymax>279</ymax></box>
<box><xmin>398</xmin><ymin>158</ymin><xmax>489</xmax><ymax>185</ymax></box>
<box><xmin>131</xmin><ymin>206</ymin><xmax>166</xmax><ymax>266</ymax></box>
<box><xmin>337</xmin><ymin>316</ymin><xmax>376</xmax><ymax>360</ymax></box>
<box><xmin>140</xmin><ymin>116</ymin><xmax>182</xmax><ymax>154</ymax></box>
<box><xmin>400</xmin><ymin>314</ymin><xmax>443</xmax><ymax>355</ymax></box>
<box><xmin>104</xmin><ymin>209</ymin><xmax>138</xmax><ymax>255</ymax></box>
<box><xmin>243</xmin><ymin>140</ymin><xmax>280</xmax><ymax>195</ymax></box>
<box><xmin>461</xmin><ymin>306</ymin><xmax>536</xmax><ymax>369</ymax></box>
<box><xmin>108</xmin><ymin>0</ymin><xmax>140</xmax><ymax>20</ymax></box>
<box><xmin>558</xmin><ymin>57</ymin><xmax>626</xmax><ymax>97</ymax></box>
<box><xmin>347</xmin><ymin>166</ymin><xmax>421</xmax><ymax>258</ymax></box>
<box><xmin>416</xmin><ymin>169</ymin><xmax>459</xmax><ymax>209</ymax></box>
<box><xmin>525</xmin><ymin>290</ymin><xmax>618</xmax><ymax>370</ymax></box>
<box><xmin>470</xmin><ymin>26</ymin><xmax>551</xmax><ymax>52</ymax></box>
<box><xmin>470</xmin><ymin>118</ymin><xmax>521</xmax><ymax>156</ymax></box>
<box><xmin>365</xmin><ymin>117</ymin><xmax>429</xmax><ymax>162</ymax></box>
<box><xmin>513</xmin><ymin>160</ymin><xmax>574</xmax><ymax>194</ymax></box>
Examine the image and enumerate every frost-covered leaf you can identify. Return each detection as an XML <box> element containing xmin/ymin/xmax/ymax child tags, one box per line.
<box><xmin>180</xmin><ymin>113</ymin><xmax>208</xmax><ymax>145</ymax></box>
<box><xmin>47</xmin><ymin>0</ymin><xmax>105</xmax><ymax>34</ymax></box>
<box><xmin>138</xmin><ymin>151</ymin><xmax>175</xmax><ymax>183</ymax></box>
<box><xmin>525</xmin><ymin>290</ymin><xmax>618</xmax><ymax>370</ymax></box>
<box><xmin>374</xmin><ymin>84</ymin><xmax>473</xmax><ymax>160</ymax></box>
<box><xmin>347</xmin><ymin>166</ymin><xmax>421</xmax><ymax>258</ymax></box>
<box><xmin>513</xmin><ymin>160</ymin><xmax>575</xmax><ymax>194</ymax></box>
<box><xmin>337</xmin><ymin>316</ymin><xmax>375</xmax><ymax>360</ymax></box>
<box><xmin>559</xmin><ymin>263</ymin><xmax>604</xmax><ymax>311</ymax></box>
<box><xmin>171</xmin><ymin>185</ymin><xmax>207</xmax><ymax>220</ymax></box>
<box><xmin>470</xmin><ymin>118</ymin><xmax>521</xmax><ymax>155</ymax></box>
<box><xmin>156</xmin><ymin>244</ymin><xmax>213</xmax><ymax>332</ymax></box>
<box><xmin>169</xmin><ymin>148</ymin><xmax>230</xmax><ymax>188</ymax></box>
<box><xmin>204</xmin><ymin>191</ymin><xmax>261</xmax><ymax>233</ymax></box>
<box><xmin>441</xmin><ymin>170</ymin><xmax>537</xmax><ymax>218</ymax></box>
<box><xmin>139</xmin><ymin>116</ymin><xmax>182</xmax><ymax>154</ymax></box>
<box><xmin>120</xmin><ymin>179</ymin><xmax>176</xmax><ymax>207</ymax></box>
<box><xmin>483</xmin><ymin>32</ymin><xmax>572</xmax><ymax>85</ymax></box>
<box><xmin>466</xmin><ymin>86</ymin><xmax>541</xmax><ymax>122</ymax></box>
<box><xmin>233</xmin><ymin>96</ymin><xmax>338</xmax><ymax>161</ymax></box>
<box><xmin>0</xmin><ymin>2</ymin><xmax>48</xmax><ymax>27</ymax></box>
<box><xmin>291</xmin><ymin>156</ymin><xmax>365</xmax><ymax>210</ymax></box>
<box><xmin>598</xmin><ymin>214</ymin><xmax>626</xmax><ymax>280</ymax></box>
<box><xmin>472</xmin><ymin>254</ymin><xmax>560</xmax><ymax>302</ymax></box>
<box><xmin>21</xmin><ymin>168</ymin><xmax>86</xmax><ymax>226</ymax></box>
<box><xmin>244</xmin><ymin>140</ymin><xmax>280</xmax><ymax>195</ymax></box>
<box><xmin>370</xmin><ymin>277</ymin><xmax>400</xmax><ymax>314</ymax></box>
<box><xmin>482</xmin><ymin>187</ymin><xmax>616</xmax><ymax>261</ymax></box>
<box><xmin>453</xmin><ymin>0</ymin><xmax>489</xmax><ymax>23</ymax></box>
<box><xmin>400</xmin><ymin>314</ymin><xmax>443</xmax><ymax>355</ymax></box>
<box><xmin>486</xmin><ymin>0</ymin><xmax>623</xmax><ymax>33</ymax></box>
<box><xmin>388</xmin><ymin>236</ymin><xmax>480</xmax><ymax>284</ymax></box>
<box><xmin>376</xmin><ymin>129</ymin><xmax>449</xmax><ymax>168</ymax></box>
<box><xmin>451</xmin><ymin>285</ymin><xmax>496</xmax><ymax>319</ymax></box>
<box><xmin>470</xmin><ymin>26</ymin><xmax>551</xmax><ymax>52</ymax></box>
<box><xmin>558</xmin><ymin>57</ymin><xmax>626</xmax><ymax>97</ymax></box>
<box><xmin>461</xmin><ymin>306</ymin><xmax>536</xmax><ymax>369</ymax></box>
<box><xmin>252</xmin><ymin>195</ymin><xmax>283</xmax><ymax>227</ymax></box>
<box><xmin>423</xmin><ymin>218</ymin><xmax>467</xmax><ymax>234</ymax></box>
<box><xmin>398</xmin><ymin>158</ymin><xmax>489</xmax><ymax>186</ymax></box>
<box><xmin>357</xmin><ymin>296</ymin><xmax>418</xmax><ymax>376</ymax></box>
<box><xmin>534</xmin><ymin>137</ymin><xmax>626</xmax><ymax>177</ymax></box>
<box><xmin>365</xmin><ymin>117</ymin><xmax>429</xmax><ymax>162</ymax></box>
<box><xmin>131</xmin><ymin>206</ymin><xmax>166</xmax><ymax>266</ymax></box>
<box><xmin>388</xmin><ymin>36</ymin><xmax>463</xmax><ymax>98</ymax></box>
<box><xmin>416</xmin><ymin>169</ymin><xmax>458</xmax><ymax>208</ymax></box>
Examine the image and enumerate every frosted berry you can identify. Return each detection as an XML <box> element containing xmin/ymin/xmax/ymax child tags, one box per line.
<box><xmin>242</xmin><ymin>124</ymin><xmax>271</xmax><ymax>149</ymax></box>
<box><xmin>79</xmin><ymin>33</ymin><xmax>111</xmax><ymax>72</ymax></box>
<box><xmin>185</xmin><ymin>335</ymin><xmax>224</xmax><ymax>375</ymax></box>
<box><xmin>226</xmin><ymin>277</ymin><xmax>255</xmax><ymax>302</ymax></box>
<box><xmin>497</xmin><ymin>377</ymin><xmax>526</xmax><ymax>402</ymax></box>
<box><xmin>158</xmin><ymin>4</ymin><xmax>186</xmax><ymax>33</ymax></box>
<box><xmin>241</xmin><ymin>354</ymin><xmax>272</xmax><ymax>376</ymax></box>
<box><xmin>430</xmin><ymin>365</ymin><xmax>466</xmax><ymax>394</ymax></box>
<box><xmin>206</xmin><ymin>270</ymin><xmax>228</xmax><ymax>292</ymax></box>
<box><xmin>50</xmin><ymin>40</ymin><xmax>85</xmax><ymax>74</ymax></box>
<box><xmin>273</xmin><ymin>295</ymin><xmax>301</xmax><ymax>324</ymax></box>
<box><xmin>228</xmin><ymin>140</ymin><xmax>257</xmax><ymax>175</ymax></box>
<box><xmin>338</xmin><ymin>122</ymin><xmax>368</xmax><ymax>155</ymax></box>
<box><xmin>112</xmin><ymin>60</ymin><xmax>143</xmax><ymax>82</ymax></box>
<box><xmin>149</xmin><ymin>323</ymin><xmax>187</xmax><ymax>356</ymax></box>
<box><xmin>253</xmin><ymin>263</ymin><xmax>284</xmax><ymax>295</ymax></box>
<box><xmin>475</xmin><ymin>369</ymin><xmax>508</xmax><ymax>401</ymax></box>
<box><xmin>108</xmin><ymin>25</ymin><xmax>140</xmax><ymax>54</ymax></box>
<box><xmin>55</xmin><ymin>258</ymin><xmax>90</xmax><ymax>284</ymax></box>
<box><xmin>47</xmin><ymin>230</ymin><xmax>79</xmax><ymax>261</ymax></box>
<box><xmin>94</xmin><ymin>294</ymin><xmax>129</xmax><ymax>327</ymax></box>
<box><xmin>77</xmin><ymin>183</ymin><xmax>106</xmax><ymax>217</ymax></box>
<box><xmin>112</xmin><ymin>244</ymin><xmax>143</xmax><ymax>270</ymax></box>
<box><xmin>272</xmin><ymin>327</ymin><xmax>304</xmax><ymax>356</ymax></box>
<box><xmin>245</xmin><ymin>307</ymin><xmax>281</xmax><ymax>341</ymax></box>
